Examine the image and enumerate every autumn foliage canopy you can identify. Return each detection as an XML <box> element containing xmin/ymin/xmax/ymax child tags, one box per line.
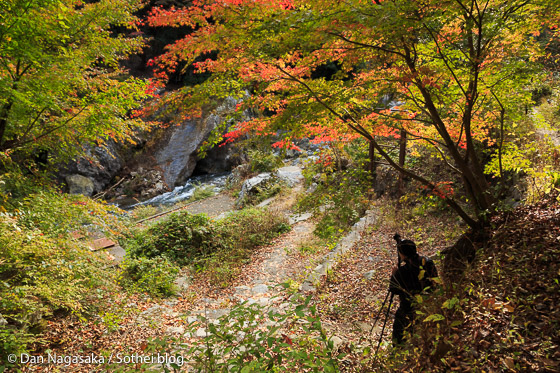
<box><xmin>145</xmin><ymin>0</ymin><xmax>559</xmax><ymax>228</ymax></box>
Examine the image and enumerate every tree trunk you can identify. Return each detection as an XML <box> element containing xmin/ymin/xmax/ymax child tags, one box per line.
<box><xmin>402</xmin><ymin>44</ymin><xmax>494</xmax><ymax>223</ymax></box>
<box><xmin>368</xmin><ymin>139</ymin><xmax>377</xmax><ymax>200</ymax></box>
<box><xmin>368</xmin><ymin>140</ymin><xmax>377</xmax><ymax>174</ymax></box>
<box><xmin>0</xmin><ymin>101</ymin><xmax>13</xmax><ymax>149</ymax></box>
<box><xmin>398</xmin><ymin>129</ymin><xmax>407</xmax><ymax>197</ymax></box>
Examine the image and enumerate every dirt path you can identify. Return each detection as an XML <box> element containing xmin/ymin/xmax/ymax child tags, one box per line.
<box><xmin>180</xmin><ymin>193</ymin><xmax>236</xmax><ymax>217</ymax></box>
<box><xmin>179</xmin><ymin>168</ymin><xmax>316</xmax><ymax>316</ymax></box>
<box><xmin>38</xmin><ymin>165</ymin><xmax>379</xmax><ymax>372</ymax></box>
<box><xmin>151</xmin><ymin>171</ymin><xmax>379</xmax><ymax>354</ymax></box>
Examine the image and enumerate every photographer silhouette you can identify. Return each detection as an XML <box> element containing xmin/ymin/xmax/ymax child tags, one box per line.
<box><xmin>389</xmin><ymin>235</ymin><xmax>438</xmax><ymax>345</ymax></box>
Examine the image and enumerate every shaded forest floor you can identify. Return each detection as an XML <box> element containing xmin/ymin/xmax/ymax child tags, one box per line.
<box><xmin>306</xmin><ymin>194</ymin><xmax>560</xmax><ymax>372</ymax></box>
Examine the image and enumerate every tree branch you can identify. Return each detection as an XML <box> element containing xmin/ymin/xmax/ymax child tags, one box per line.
<box><xmin>423</xmin><ymin>24</ymin><xmax>468</xmax><ymax>98</ymax></box>
<box><xmin>325</xmin><ymin>31</ymin><xmax>406</xmax><ymax>58</ymax></box>
<box><xmin>370</xmin><ymin>133</ymin><xmax>479</xmax><ymax>228</ymax></box>
<box><xmin>11</xmin><ymin>105</ymin><xmax>88</xmax><ymax>149</ymax></box>
<box><xmin>276</xmin><ymin>65</ymin><xmax>373</xmax><ymax>140</ymax></box>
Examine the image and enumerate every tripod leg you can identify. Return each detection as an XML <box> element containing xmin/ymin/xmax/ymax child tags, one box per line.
<box><xmin>375</xmin><ymin>293</ymin><xmax>394</xmax><ymax>356</ymax></box>
<box><xmin>369</xmin><ymin>290</ymin><xmax>391</xmax><ymax>334</ymax></box>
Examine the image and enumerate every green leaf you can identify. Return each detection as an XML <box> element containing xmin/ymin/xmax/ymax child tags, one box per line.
<box><xmin>423</xmin><ymin>314</ymin><xmax>446</xmax><ymax>322</ymax></box>
<box><xmin>442</xmin><ymin>297</ymin><xmax>460</xmax><ymax>310</ymax></box>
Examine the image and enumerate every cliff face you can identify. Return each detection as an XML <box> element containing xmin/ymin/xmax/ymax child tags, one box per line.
<box><xmin>61</xmin><ymin>97</ymin><xmax>244</xmax><ymax>201</ymax></box>
<box><xmin>155</xmin><ymin>113</ymin><xmax>220</xmax><ymax>188</ymax></box>
<box><xmin>58</xmin><ymin>140</ymin><xmax>126</xmax><ymax>196</ymax></box>
<box><xmin>152</xmin><ymin>96</ymin><xmax>244</xmax><ymax>188</ymax></box>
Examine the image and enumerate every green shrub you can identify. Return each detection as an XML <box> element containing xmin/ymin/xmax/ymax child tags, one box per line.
<box><xmin>0</xmin><ymin>158</ymin><xmax>126</xmax><ymax>237</ymax></box>
<box><xmin>0</xmin><ymin>174</ymin><xmax>125</xmax><ymax>367</ymax></box>
<box><xmin>0</xmin><ymin>215</ymin><xmax>116</xmax><ymax>366</ymax></box>
<box><xmin>314</xmin><ymin>215</ymin><xmax>339</xmax><ymax>240</ymax></box>
<box><xmin>0</xmin><ymin>155</ymin><xmax>51</xmax><ymax>209</ymax></box>
<box><xmin>218</xmin><ymin>208</ymin><xmax>290</xmax><ymax>249</ymax></box>
<box><xmin>205</xmin><ymin>208</ymin><xmax>290</xmax><ymax>286</ymax></box>
<box><xmin>0</xmin><ymin>328</ymin><xmax>35</xmax><ymax>366</ymax></box>
<box><xmin>118</xmin><ymin>256</ymin><xmax>179</xmax><ymax>297</ymax></box>
<box><xmin>123</xmin><ymin>211</ymin><xmax>222</xmax><ymax>265</ymax></box>
<box><xmin>248</xmin><ymin>149</ymin><xmax>282</xmax><ymax>173</ymax></box>
<box><xmin>130</xmin><ymin>204</ymin><xmax>159</xmax><ymax>222</ymax></box>
<box><xmin>190</xmin><ymin>184</ymin><xmax>215</xmax><ymax>201</ymax></box>
<box><xmin>14</xmin><ymin>191</ymin><xmax>127</xmax><ymax>238</ymax></box>
<box><xmin>299</xmin><ymin>148</ymin><xmax>371</xmax><ymax>239</ymax></box>
<box><xmin>123</xmin><ymin>208</ymin><xmax>290</xmax><ymax>287</ymax></box>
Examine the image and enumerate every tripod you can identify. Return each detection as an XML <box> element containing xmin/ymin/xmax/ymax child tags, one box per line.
<box><xmin>368</xmin><ymin>233</ymin><xmax>403</xmax><ymax>355</ymax></box>
<box><xmin>369</xmin><ymin>289</ymin><xmax>395</xmax><ymax>356</ymax></box>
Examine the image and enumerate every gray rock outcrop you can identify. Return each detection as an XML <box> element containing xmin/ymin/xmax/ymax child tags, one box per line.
<box><xmin>65</xmin><ymin>174</ymin><xmax>95</xmax><ymax>196</ymax></box>
<box><xmin>155</xmin><ymin>119</ymin><xmax>207</xmax><ymax>188</ymax></box>
<box><xmin>0</xmin><ymin>313</ymin><xmax>7</xmax><ymax>326</ymax></box>
<box><xmin>276</xmin><ymin>166</ymin><xmax>304</xmax><ymax>187</ymax></box>
<box><xmin>61</xmin><ymin>140</ymin><xmax>125</xmax><ymax>194</ymax></box>
<box><xmin>59</xmin><ymin>96</ymin><xmax>249</xmax><ymax>198</ymax></box>
<box><xmin>155</xmin><ymin>97</ymin><xmax>246</xmax><ymax>187</ymax></box>
<box><xmin>236</xmin><ymin>172</ymin><xmax>277</xmax><ymax>206</ymax></box>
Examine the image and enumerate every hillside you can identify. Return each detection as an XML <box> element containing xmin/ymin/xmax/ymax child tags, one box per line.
<box><xmin>2</xmin><ymin>0</ymin><xmax>560</xmax><ymax>372</ymax></box>
<box><xmin>305</xmin><ymin>194</ymin><xmax>560</xmax><ymax>372</ymax></box>
<box><xmin>3</xmin><ymin>172</ymin><xmax>558</xmax><ymax>372</ymax></box>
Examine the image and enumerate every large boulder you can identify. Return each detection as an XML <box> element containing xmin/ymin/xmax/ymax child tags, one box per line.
<box><xmin>236</xmin><ymin>173</ymin><xmax>278</xmax><ymax>206</ymax></box>
<box><xmin>65</xmin><ymin>174</ymin><xmax>95</xmax><ymax>196</ymax></box>
<box><xmin>234</xmin><ymin>166</ymin><xmax>303</xmax><ymax>206</ymax></box>
<box><xmin>275</xmin><ymin>166</ymin><xmax>303</xmax><ymax>187</ymax></box>
<box><xmin>60</xmin><ymin>140</ymin><xmax>126</xmax><ymax>194</ymax></box>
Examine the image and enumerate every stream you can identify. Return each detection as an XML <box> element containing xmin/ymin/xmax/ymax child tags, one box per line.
<box><xmin>123</xmin><ymin>172</ymin><xmax>231</xmax><ymax>209</ymax></box>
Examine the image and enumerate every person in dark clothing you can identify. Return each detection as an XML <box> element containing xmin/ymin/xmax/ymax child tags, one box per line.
<box><xmin>389</xmin><ymin>239</ymin><xmax>438</xmax><ymax>345</ymax></box>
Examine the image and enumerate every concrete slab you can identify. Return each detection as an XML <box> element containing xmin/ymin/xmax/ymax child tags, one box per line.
<box><xmin>89</xmin><ymin>237</ymin><xmax>116</xmax><ymax>251</ymax></box>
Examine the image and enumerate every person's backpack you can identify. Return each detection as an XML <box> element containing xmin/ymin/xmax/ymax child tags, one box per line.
<box><xmin>418</xmin><ymin>256</ymin><xmax>438</xmax><ymax>292</ymax></box>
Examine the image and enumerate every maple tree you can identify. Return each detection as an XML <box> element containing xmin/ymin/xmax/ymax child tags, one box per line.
<box><xmin>145</xmin><ymin>0</ymin><xmax>559</xmax><ymax>229</ymax></box>
<box><xmin>0</xmin><ymin>0</ymin><xmax>151</xmax><ymax>162</ymax></box>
